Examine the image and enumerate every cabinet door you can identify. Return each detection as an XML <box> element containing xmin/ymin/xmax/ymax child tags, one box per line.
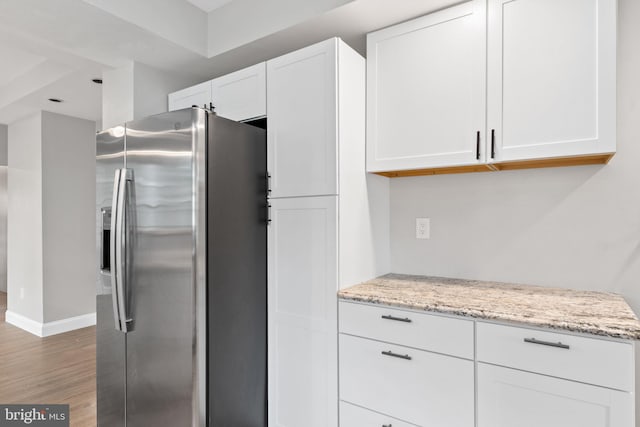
<box><xmin>366</xmin><ymin>1</ymin><xmax>486</xmax><ymax>172</ymax></box>
<box><xmin>211</xmin><ymin>62</ymin><xmax>266</xmax><ymax>122</ymax></box>
<box><xmin>478</xmin><ymin>364</ymin><xmax>634</xmax><ymax>427</ymax></box>
<box><xmin>267</xmin><ymin>39</ymin><xmax>337</xmax><ymax>198</ymax></box>
<box><xmin>167</xmin><ymin>81</ymin><xmax>212</xmax><ymax>111</ymax></box>
<box><xmin>487</xmin><ymin>0</ymin><xmax>616</xmax><ymax>163</ymax></box>
<box><xmin>268</xmin><ymin>196</ymin><xmax>338</xmax><ymax>427</ymax></box>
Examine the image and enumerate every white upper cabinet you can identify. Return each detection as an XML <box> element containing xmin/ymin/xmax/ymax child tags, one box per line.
<box><xmin>168</xmin><ymin>81</ymin><xmax>212</xmax><ymax>111</ymax></box>
<box><xmin>367</xmin><ymin>0</ymin><xmax>617</xmax><ymax>175</ymax></box>
<box><xmin>211</xmin><ymin>62</ymin><xmax>266</xmax><ymax>122</ymax></box>
<box><xmin>487</xmin><ymin>0</ymin><xmax>617</xmax><ymax>163</ymax></box>
<box><xmin>367</xmin><ymin>0</ymin><xmax>487</xmax><ymax>172</ymax></box>
<box><xmin>267</xmin><ymin>39</ymin><xmax>338</xmax><ymax>198</ymax></box>
<box><xmin>168</xmin><ymin>62</ymin><xmax>266</xmax><ymax>121</ymax></box>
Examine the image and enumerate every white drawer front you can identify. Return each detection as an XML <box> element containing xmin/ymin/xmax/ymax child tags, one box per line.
<box><xmin>477</xmin><ymin>322</ymin><xmax>633</xmax><ymax>391</ymax></box>
<box><xmin>339</xmin><ymin>334</ymin><xmax>474</xmax><ymax>427</ymax></box>
<box><xmin>339</xmin><ymin>301</ymin><xmax>474</xmax><ymax>359</ymax></box>
<box><xmin>340</xmin><ymin>401</ymin><xmax>418</xmax><ymax>427</ymax></box>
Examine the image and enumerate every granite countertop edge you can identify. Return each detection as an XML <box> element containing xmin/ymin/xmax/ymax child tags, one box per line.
<box><xmin>338</xmin><ymin>275</ymin><xmax>640</xmax><ymax>341</ymax></box>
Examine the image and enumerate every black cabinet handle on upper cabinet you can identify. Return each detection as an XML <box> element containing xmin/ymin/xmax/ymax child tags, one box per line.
<box><xmin>382</xmin><ymin>424</ymin><xmax>393</xmax><ymax>427</ymax></box>
<box><xmin>491</xmin><ymin>129</ymin><xmax>496</xmax><ymax>159</ymax></box>
<box><xmin>476</xmin><ymin>131</ymin><xmax>481</xmax><ymax>160</ymax></box>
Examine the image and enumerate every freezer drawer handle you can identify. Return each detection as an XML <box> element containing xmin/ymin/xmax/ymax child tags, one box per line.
<box><xmin>381</xmin><ymin>314</ymin><xmax>412</xmax><ymax>323</ymax></box>
<box><xmin>524</xmin><ymin>337</ymin><xmax>570</xmax><ymax>350</ymax></box>
<box><xmin>381</xmin><ymin>350</ymin><xmax>412</xmax><ymax>361</ymax></box>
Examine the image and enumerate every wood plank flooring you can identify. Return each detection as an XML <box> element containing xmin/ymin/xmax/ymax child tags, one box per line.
<box><xmin>0</xmin><ymin>292</ymin><xmax>97</xmax><ymax>426</ymax></box>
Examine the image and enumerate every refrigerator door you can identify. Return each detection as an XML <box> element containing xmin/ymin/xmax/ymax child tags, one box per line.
<box><xmin>124</xmin><ymin>109</ymin><xmax>204</xmax><ymax>427</ymax></box>
<box><xmin>207</xmin><ymin>114</ymin><xmax>267</xmax><ymax>426</ymax></box>
<box><xmin>96</xmin><ymin>126</ymin><xmax>126</xmax><ymax>427</ymax></box>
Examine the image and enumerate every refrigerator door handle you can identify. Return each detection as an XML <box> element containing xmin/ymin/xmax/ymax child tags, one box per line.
<box><xmin>115</xmin><ymin>168</ymin><xmax>133</xmax><ymax>333</ymax></box>
<box><xmin>110</xmin><ymin>169</ymin><xmax>123</xmax><ymax>331</ymax></box>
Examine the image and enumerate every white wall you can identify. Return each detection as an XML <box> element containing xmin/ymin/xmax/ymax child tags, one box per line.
<box><xmin>0</xmin><ymin>124</ymin><xmax>7</xmax><ymax>293</ymax></box>
<box><xmin>7</xmin><ymin>113</ymin><xmax>43</xmax><ymax>322</ymax></box>
<box><xmin>0</xmin><ymin>168</ymin><xmax>6</xmax><ymax>294</ymax></box>
<box><xmin>207</xmin><ymin>0</ymin><xmax>354</xmax><ymax>57</ymax></box>
<box><xmin>389</xmin><ymin>0</ymin><xmax>640</xmax><ymax>315</ymax></box>
<box><xmin>41</xmin><ymin>111</ymin><xmax>96</xmax><ymax>322</ymax></box>
<box><xmin>102</xmin><ymin>62</ymin><xmax>199</xmax><ymax>129</ymax></box>
<box><xmin>7</xmin><ymin>112</ymin><xmax>96</xmax><ymax>327</ymax></box>
<box><xmin>0</xmin><ymin>123</ymin><xmax>7</xmax><ymax>166</ymax></box>
<box><xmin>102</xmin><ymin>63</ymin><xmax>134</xmax><ymax>130</ymax></box>
<box><xmin>132</xmin><ymin>62</ymin><xmax>199</xmax><ymax>120</ymax></box>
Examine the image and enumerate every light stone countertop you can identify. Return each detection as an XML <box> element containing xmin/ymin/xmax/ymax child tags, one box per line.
<box><xmin>338</xmin><ymin>273</ymin><xmax>640</xmax><ymax>340</ymax></box>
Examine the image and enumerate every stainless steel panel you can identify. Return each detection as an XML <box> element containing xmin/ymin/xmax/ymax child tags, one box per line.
<box><xmin>207</xmin><ymin>114</ymin><xmax>267</xmax><ymax>426</ymax></box>
<box><xmin>124</xmin><ymin>109</ymin><xmax>198</xmax><ymax>427</ymax></box>
<box><xmin>96</xmin><ymin>127</ymin><xmax>126</xmax><ymax>427</ymax></box>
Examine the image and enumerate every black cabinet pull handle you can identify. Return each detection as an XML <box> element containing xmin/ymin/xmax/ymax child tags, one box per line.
<box><xmin>491</xmin><ymin>129</ymin><xmax>496</xmax><ymax>159</ymax></box>
<box><xmin>524</xmin><ymin>338</ymin><xmax>570</xmax><ymax>350</ymax></box>
<box><xmin>476</xmin><ymin>131</ymin><xmax>480</xmax><ymax>160</ymax></box>
<box><xmin>382</xmin><ymin>424</ymin><xmax>393</xmax><ymax>427</ymax></box>
<box><xmin>381</xmin><ymin>314</ymin><xmax>412</xmax><ymax>323</ymax></box>
<box><xmin>381</xmin><ymin>350</ymin><xmax>412</xmax><ymax>360</ymax></box>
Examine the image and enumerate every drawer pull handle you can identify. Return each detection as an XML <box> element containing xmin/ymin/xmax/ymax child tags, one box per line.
<box><xmin>381</xmin><ymin>350</ymin><xmax>412</xmax><ymax>360</ymax></box>
<box><xmin>524</xmin><ymin>338</ymin><xmax>570</xmax><ymax>350</ymax></box>
<box><xmin>381</xmin><ymin>314</ymin><xmax>412</xmax><ymax>323</ymax></box>
<box><xmin>382</xmin><ymin>425</ymin><xmax>392</xmax><ymax>427</ymax></box>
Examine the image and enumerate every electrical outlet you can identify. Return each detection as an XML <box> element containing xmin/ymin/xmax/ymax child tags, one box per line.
<box><xmin>416</xmin><ymin>218</ymin><xmax>430</xmax><ymax>239</ymax></box>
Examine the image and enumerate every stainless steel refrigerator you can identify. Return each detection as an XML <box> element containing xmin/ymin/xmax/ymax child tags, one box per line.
<box><xmin>96</xmin><ymin>108</ymin><xmax>267</xmax><ymax>427</ymax></box>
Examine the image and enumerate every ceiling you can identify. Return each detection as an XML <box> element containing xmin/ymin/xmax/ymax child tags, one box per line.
<box><xmin>0</xmin><ymin>0</ymin><xmax>460</xmax><ymax>126</ymax></box>
<box><xmin>186</xmin><ymin>0</ymin><xmax>235</xmax><ymax>13</ymax></box>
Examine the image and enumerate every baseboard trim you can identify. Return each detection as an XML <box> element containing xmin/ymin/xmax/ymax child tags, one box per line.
<box><xmin>5</xmin><ymin>311</ymin><xmax>42</xmax><ymax>336</ymax></box>
<box><xmin>5</xmin><ymin>311</ymin><xmax>96</xmax><ymax>337</ymax></box>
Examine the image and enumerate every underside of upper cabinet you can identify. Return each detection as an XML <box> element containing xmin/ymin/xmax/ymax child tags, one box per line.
<box><xmin>374</xmin><ymin>153</ymin><xmax>615</xmax><ymax>178</ymax></box>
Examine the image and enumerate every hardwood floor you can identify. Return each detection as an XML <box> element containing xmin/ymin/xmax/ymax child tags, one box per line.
<box><xmin>0</xmin><ymin>292</ymin><xmax>97</xmax><ymax>426</ymax></box>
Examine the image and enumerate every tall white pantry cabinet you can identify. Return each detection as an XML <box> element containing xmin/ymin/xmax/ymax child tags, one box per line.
<box><xmin>266</xmin><ymin>37</ymin><xmax>389</xmax><ymax>427</ymax></box>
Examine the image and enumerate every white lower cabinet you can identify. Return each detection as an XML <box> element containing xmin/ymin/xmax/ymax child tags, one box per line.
<box><xmin>268</xmin><ymin>196</ymin><xmax>338</xmax><ymax>427</ymax></box>
<box><xmin>340</xmin><ymin>334</ymin><xmax>474</xmax><ymax>427</ymax></box>
<box><xmin>340</xmin><ymin>401</ymin><xmax>418</xmax><ymax>427</ymax></box>
<box><xmin>338</xmin><ymin>303</ymin><xmax>635</xmax><ymax>427</ymax></box>
<box><xmin>478</xmin><ymin>363</ymin><xmax>634</xmax><ymax>427</ymax></box>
